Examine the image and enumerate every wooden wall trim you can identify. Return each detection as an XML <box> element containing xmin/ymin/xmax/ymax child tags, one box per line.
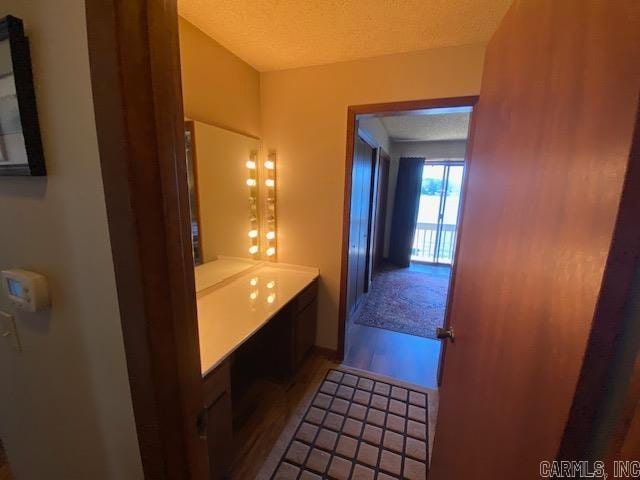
<box><xmin>338</xmin><ymin>96</ymin><xmax>479</xmax><ymax>360</ymax></box>
<box><xmin>85</xmin><ymin>1</ymin><xmax>207</xmax><ymax>478</ymax></box>
<box><xmin>435</xmin><ymin>104</ymin><xmax>479</xmax><ymax>386</ymax></box>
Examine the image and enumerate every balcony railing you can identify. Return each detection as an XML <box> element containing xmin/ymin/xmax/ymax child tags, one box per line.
<box><xmin>411</xmin><ymin>222</ymin><xmax>457</xmax><ymax>264</ymax></box>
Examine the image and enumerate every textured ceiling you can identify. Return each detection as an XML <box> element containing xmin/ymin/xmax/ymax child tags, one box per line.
<box><xmin>178</xmin><ymin>0</ymin><xmax>512</xmax><ymax>71</ymax></box>
<box><xmin>380</xmin><ymin>112</ymin><xmax>470</xmax><ymax>142</ymax></box>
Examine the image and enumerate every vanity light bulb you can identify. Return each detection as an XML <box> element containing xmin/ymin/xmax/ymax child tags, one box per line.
<box><xmin>248</xmin><ymin>229</ymin><xmax>259</xmax><ymax>238</ymax></box>
<box><xmin>267</xmin><ymin>293</ymin><xmax>276</xmax><ymax>304</ymax></box>
<box><xmin>266</xmin><ymin>247</ymin><xmax>276</xmax><ymax>257</ymax></box>
<box><xmin>249</xmin><ymin>245</ymin><xmax>259</xmax><ymax>255</ymax></box>
<box><xmin>264</xmin><ymin>160</ymin><xmax>275</xmax><ymax>170</ymax></box>
<box><xmin>249</xmin><ymin>277</ymin><xmax>258</xmax><ymax>286</ymax></box>
<box><xmin>250</xmin><ymin>291</ymin><xmax>258</xmax><ymax>300</ymax></box>
<box><xmin>246</xmin><ymin>160</ymin><xmax>257</xmax><ymax>169</ymax></box>
<box><xmin>266</xmin><ymin>281</ymin><xmax>275</xmax><ymax>289</ymax></box>
<box><xmin>246</xmin><ymin>178</ymin><xmax>257</xmax><ymax>187</ymax></box>
<box><xmin>266</xmin><ymin>231</ymin><xmax>276</xmax><ymax>240</ymax></box>
<box><xmin>265</xmin><ymin>179</ymin><xmax>275</xmax><ymax>188</ymax></box>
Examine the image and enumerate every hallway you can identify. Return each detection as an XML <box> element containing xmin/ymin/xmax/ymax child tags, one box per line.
<box><xmin>345</xmin><ymin>262</ymin><xmax>449</xmax><ymax>389</ymax></box>
<box><xmin>344</xmin><ymin>322</ymin><xmax>441</xmax><ymax>389</ymax></box>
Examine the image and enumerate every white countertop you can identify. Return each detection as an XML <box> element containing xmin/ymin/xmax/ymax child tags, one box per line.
<box><xmin>197</xmin><ymin>262</ymin><xmax>319</xmax><ymax>377</ymax></box>
<box><xmin>194</xmin><ymin>256</ymin><xmax>258</xmax><ymax>292</ymax></box>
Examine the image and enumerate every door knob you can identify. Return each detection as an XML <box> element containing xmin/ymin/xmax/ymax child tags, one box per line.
<box><xmin>436</xmin><ymin>327</ymin><xmax>455</xmax><ymax>342</ymax></box>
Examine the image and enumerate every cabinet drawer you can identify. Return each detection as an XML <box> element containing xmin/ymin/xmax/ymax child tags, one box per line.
<box><xmin>294</xmin><ymin>300</ymin><xmax>317</xmax><ymax>366</ymax></box>
<box><xmin>295</xmin><ymin>280</ymin><xmax>318</xmax><ymax>313</ymax></box>
<box><xmin>203</xmin><ymin>359</ymin><xmax>231</xmax><ymax>407</ymax></box>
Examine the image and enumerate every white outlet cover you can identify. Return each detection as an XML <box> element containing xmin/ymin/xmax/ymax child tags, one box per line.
<box><xmin>0</xmin><ymin>311</ymin><xmax>21</xmax><ymax>352</ymax></box>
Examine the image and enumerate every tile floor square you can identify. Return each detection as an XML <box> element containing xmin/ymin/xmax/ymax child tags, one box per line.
<box><xmin>305</xmin><ymin>448</ymin><xmax>330</xmax><ymax>474</ymax></box>
<box><xmin>353</xmin><ymin>389</ymin><xmax>371</xmax><ymax>405</ymax></box>
<box><xmin>356</xmin><ymin>442</ymin><xmax>379</xmax><ymax>467</ymax></box>
<box><xmin>373</xmin><ymin>382</ymin><xmax>391</xmax><ymax>396</ymax></box>
<box><xmin>327</xmin><ymin>455</ymin><xmax>352</xmax><ymax>480</ymax></box>
<box><xmin>343</xmin><ymin>418</ymin><xmax>363</xmax><ymax>437</ymax></box>
<box><xmin>274</xmin><ymin>462</ymin><xmax>300</xmax><ymax>479</ymax></box>
<box><xmin>315</xmin><ymin>428</ymin><xmax>338</xmax><ymax>451</ymax></box>
<box><xmin>335</xmin><ymin>434</ymin><xmax>358</xmax><ymax>458</ymax></box>
<box><xmin>295</xmin><ymin>422</ymin><xmax>318</xmax><ymax>443</ymax></box>
<box><xmin>352</xmin><ymin>464</ymin><xmax>375</xmax><ymax>480</ymax></box>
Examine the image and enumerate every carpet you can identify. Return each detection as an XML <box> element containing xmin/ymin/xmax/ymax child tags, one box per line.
<box><xmin>262</xmin><ymin>368</ymin><xmax>429</xmax><ymax>480</ymax></box>
<box><xmin>354</xmin><ymin>263</ymin><xmax>451</xmax><ymax>339</ymax></box>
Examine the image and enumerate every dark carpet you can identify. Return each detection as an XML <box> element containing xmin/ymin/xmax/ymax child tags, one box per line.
<box><xmin>354</xmin><ymin>263</ymin><xmax>451</xmax><ymax>340</ymax></box>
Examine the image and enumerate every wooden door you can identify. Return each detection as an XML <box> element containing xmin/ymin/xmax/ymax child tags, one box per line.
<box><xmin>430</xmin><ymin>1</ymin><xmax>640</xmax><ymax>479</ymax></box>
<box><xmin>86</xmin><ymin>1</ymin><xmax>210</xmax><ymax>478</ymax></box>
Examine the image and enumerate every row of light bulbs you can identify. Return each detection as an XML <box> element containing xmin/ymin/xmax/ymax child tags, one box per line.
<box><xmin>246</xmin><ymin>151</ymin><xmax>277</xmax><ymax>259</ymax></box>
<box><xmin>247</xmin><ymin>229</ymin><xmax>276</xmax><ymax>240</ymax></box>
<box><xmin>245</xmin><ymin>178</ymin><xmax>275</xmax><ymax>188</ymax></box>
<box><xmin>246</xmin><ymin>159</ymin><xmax>275</xmax><ymax>170</ymax></box>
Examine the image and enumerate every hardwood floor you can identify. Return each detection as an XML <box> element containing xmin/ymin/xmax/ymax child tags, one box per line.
<box><xmin>229</xmin><ymin>350</ymin><xmax>335</xmax><ymax>479</ymax></box>
<box><xmin>344</xmin><ymin>317</ymin><xmax>442</xmax><ymax>389</ymax></box>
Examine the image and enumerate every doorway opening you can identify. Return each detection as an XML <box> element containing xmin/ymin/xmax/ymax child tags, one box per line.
<box><xmin>340</xmin><ymin>99</ymin><xmax>476</xmax><ymax>390</ymax></box>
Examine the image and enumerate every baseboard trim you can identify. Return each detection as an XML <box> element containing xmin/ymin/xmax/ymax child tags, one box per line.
<box><xmin>313</xmin><ymin>346</ymin><xmax>339</xmax><ymax>361</ymax></box>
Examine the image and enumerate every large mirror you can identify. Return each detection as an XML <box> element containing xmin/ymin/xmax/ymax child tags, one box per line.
<box><xmin>185</xmin><ymin>120</ymin><xmax>262</xmax><ymax>290</ymax></box>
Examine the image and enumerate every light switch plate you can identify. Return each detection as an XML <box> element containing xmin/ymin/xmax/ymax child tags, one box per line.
<box><xmin>0</xmin><ymin>311</ymin><xmax>21</xmax><ymax>352</ymax></box>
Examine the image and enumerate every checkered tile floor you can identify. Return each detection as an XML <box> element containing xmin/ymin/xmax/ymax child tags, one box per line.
<box><xmin>271</xmin><ymin>369</ymin><xmax>428</xmax><ymax>479</ymax></box>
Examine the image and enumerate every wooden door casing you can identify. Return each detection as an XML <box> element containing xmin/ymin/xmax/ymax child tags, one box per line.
<box><xmin>372</xmin><ymin>150</ymin><xmax>390</xmax><ymax>275</ymax></box>
<box><xmin>430</xmin><ymin>1</ymin><xmax>640</xmax><ymax>479</ymax></box>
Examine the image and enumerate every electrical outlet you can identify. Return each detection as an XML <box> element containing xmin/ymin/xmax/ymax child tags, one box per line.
<box><xmin>0</xmin><ymin>311</ymin><xmax>21</xmax><ymax>352</ymax></box>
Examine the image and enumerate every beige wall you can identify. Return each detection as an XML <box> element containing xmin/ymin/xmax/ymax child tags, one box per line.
<box><xmin>260</xmin><ymin>44</ymin><xmax>485</xmax><ymax>349</ymax></box>
<box><xmin>179</xmin><ymin>17</ymin><xmax>261</xmax><ymax>138</ymax></box>
<box><xmin>0</xmin><ymin>2</ymin><xmax>143</xmax><ymax>479</ymax></box>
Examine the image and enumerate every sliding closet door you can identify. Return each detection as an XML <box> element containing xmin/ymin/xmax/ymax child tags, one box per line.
<box><xmin>347</xmin><ymin>136</ymin><xmax>375</xmax><ymax>316</ymax></box>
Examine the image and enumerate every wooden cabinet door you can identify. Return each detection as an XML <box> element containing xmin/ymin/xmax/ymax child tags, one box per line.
<box><xmin>206</xmin><ymin>391</ymin><xmax>233</xmax><ymax>480</ymax></box>
<box><xmin>430</xmin><ymin>1</ymin><xmax>640</xmax><ymax>479</ymax></box>
<box><xmin>203</xmin><ymin>363</ymin><xmax>233</xmax><ymax>480</ymax></box>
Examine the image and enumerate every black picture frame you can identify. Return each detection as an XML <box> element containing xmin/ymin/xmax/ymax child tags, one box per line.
<box><xmin>0</xmin><ymin>15</ymin><xmax>45</xmax><ymax>176</ymax></box>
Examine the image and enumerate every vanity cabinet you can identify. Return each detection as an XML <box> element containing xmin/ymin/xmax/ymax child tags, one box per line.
<box><xmin>203</xmin><ymin>360</ymin><xmax>232</xmax><ymax>480</ymax></box>
<box><xmin>200</xmin><ymin>277</ymin><xmax>318</xmax><ymax>479</ymax></box>
<box><xmin>262</xmin><ymin>279</ymin><xmax>318</xmax><ymax>380</ymax></box>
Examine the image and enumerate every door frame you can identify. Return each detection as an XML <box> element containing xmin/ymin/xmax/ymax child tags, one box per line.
<box><xmin>337</xmin><ymin>96</ymin><xmax>479</xmax><ymax>360</ymax></box>
<box><xmin>85</xmin><ymin>1</ymin><xmax>208</xmax><ymax>479</ymax></box>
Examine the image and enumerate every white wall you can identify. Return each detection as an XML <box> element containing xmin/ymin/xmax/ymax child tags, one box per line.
<box><xmin>0</xmin><ymin>2</ymin><xmax>143</xmax><ymax>478</ymax></box>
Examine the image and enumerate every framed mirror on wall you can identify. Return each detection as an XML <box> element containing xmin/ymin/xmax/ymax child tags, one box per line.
<box><xmin>185</xmin><ymin>120</ymin><xmax>272</xmax><ymax>291</ymax></box>
<box><xmin>0</xmin><ymin>15</ymin><xmax>45</xmax><ymax>176</ymax></box>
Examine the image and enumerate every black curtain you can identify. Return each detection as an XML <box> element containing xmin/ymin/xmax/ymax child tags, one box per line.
<box><xmin>389</xmin><ymin>158</ymin><xmax>424</xmax><ymax>268</ymax></box>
